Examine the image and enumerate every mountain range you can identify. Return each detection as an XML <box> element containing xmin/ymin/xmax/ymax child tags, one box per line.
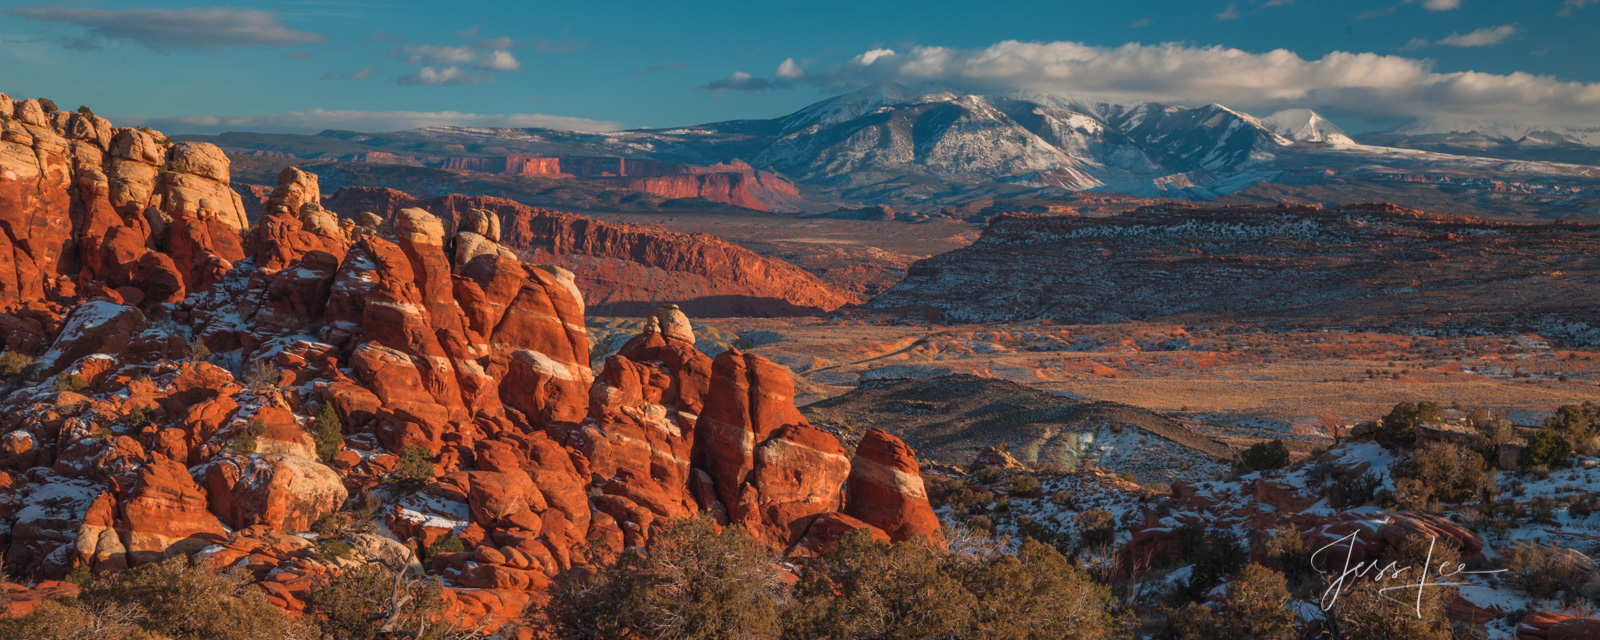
<box><xmin>187</xmin><ymin>82</ymin><xmax>1600</xmax><ymax>211</ymax></box>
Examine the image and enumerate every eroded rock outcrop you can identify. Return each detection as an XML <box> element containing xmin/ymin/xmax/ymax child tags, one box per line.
<box><xmin>322</xmin><ymin>189</ymin><xmax>855</xmax><ymax>316</ymax></box>
<box><xmin>0</xmin><ymin>113</ymin><xmax>937</xmax><ymax>632</ymax></box>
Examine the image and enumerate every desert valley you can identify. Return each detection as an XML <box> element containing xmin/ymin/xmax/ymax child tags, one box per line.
<box><xmin>3</xmin><ymin>3</ymin><xmax>1600</xmax><ymax>638</ymax></box>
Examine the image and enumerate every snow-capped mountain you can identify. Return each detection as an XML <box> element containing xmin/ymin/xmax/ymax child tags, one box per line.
<box><xmin>1261</xmin><ymin>109</ymin><xmax>1355</xmax><ymax>145</ymax></box>
<box><xmin>201</xmin><ymin>83</ymin><xmax>1600</xmax><ymax>208</ymax></box>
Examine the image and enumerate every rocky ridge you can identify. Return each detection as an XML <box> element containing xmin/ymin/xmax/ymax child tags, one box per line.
<box><xmin>0</xmin><ymin>94</ymin><xmax>939</xmax><ymax>632</ymax></box>
<box><xmin>318</xmin><ymin>188</ymin><xmax>856</xmax><ymax>316</ymax></box>
<box><xmin>870</xmin><ymin>203</ymin><xmax>1600</xmax><ymax>345</ymax></box>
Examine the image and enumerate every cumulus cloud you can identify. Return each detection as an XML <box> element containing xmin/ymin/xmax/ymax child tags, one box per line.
<box><xmin>1215</xmin><ymin>4</ymin><xmax>1241</xmax><ymax>20</ymax></box>
<box><xmin>380</xmin><ymin>30</ymin><xmax>549</xmax><ymax>86</ymax></box>
<box><xmin>775</xmin><ymin>58</ymin><xmax>807</xmax><ymax>80</ymax></box>
<box><xmin>1437</xmin><ymin>24</ymin><xmax>1518</xmax><ymax>47</ymax></box>
<box><xmin>477</xmin><ymin>50</ymin><xmax>522</xmax><ymax>71</ymax></box>
<box><xmin>118</xmin><ymin>109</ymin><xmax>624</xmax><ymax>135</ymax></box>
<box><xmin>5</xmin><ymin>5</ymin><xmax>324</xmax><ymax>50</ymax></box>
<box><xmin>717</xmin><ymin>40</ymin><xmax>1600</xmax><ymax>127</ymax></box>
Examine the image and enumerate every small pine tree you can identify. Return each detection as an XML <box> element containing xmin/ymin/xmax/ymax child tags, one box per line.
<box><xmin>76</xmin><ymin>105</ymin><xmax>94</xmax><ymax>117</ymax></box>
<box><xmin>37</xmin><ymin>98</ymin><xmax>58</xmax><ymax>113</ymax></box>
<box><xmin>54</xmin><ymin>372</ymin><xmax>89</xmax><ymax>393</ymax></box>
<box><xmin>307</xmin><ymin>403</ymin><xmax>344</xmax><ymax>462</ymax></box>
<box><xmin>392</xmin><ymin>446</ymin><xmax>435</xmax><ymax>485</ymax></box>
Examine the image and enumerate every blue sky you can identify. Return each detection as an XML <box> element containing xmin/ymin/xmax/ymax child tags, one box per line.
<box><xmin>1</xmin><ymin>0</ymin><xmax>1596</xmax><ymax>134</ymax></box>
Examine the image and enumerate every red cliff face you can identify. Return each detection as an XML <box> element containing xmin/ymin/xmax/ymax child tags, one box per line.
<box><xmin>324</xmin><ymin>188</ymin><xmax>855</xmax><ymax>317</ymax></box>
<box><xmin>0</xmin><ymin>133</ymin><xmax>936</xmax><ymax>630</ymax></box>
<box><xmin>430</xmin><ymin>154</ymin><xmax>806</xmax><ymax>212</ymax></box>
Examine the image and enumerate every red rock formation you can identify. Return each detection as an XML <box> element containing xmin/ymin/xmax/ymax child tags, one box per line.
<box><xmin>324</xmin><ymin>188</ymin><xmax>855</xmax><ymax>316</ymax></box>
<box><xmin>0</xmin><ymin>115</ymin><xmax>937</xmax><ymax>629</ymax></box>
<box><xmin>844</xmin><ymin>428</ymin><xmax>942</xmax><ymax>543</ymax></box>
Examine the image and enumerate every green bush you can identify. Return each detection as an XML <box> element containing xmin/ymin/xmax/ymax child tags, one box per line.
<box><xmin>307</xmin><ymin>403</ymin><xmax>344</xmax><ymax>462</ymax></box>
<box><xmin>37</xmin><ymin>97</ymin><xmax>58</xmax><ymax>113</ymax></box>
<box><xmin>1239</xmin><ymin>439</ymin><xmax>1292</xmax><ymax>471</ymax></box>
<box><xmin>54</xmin><ymin>371</ymin><xmax>89</xmax><ymax>393</ymax></box>
<box><xmin>1392</xmin><ymin>441</ymin><xmax>1495</xmax><ymax>509</ymax></box>
<box><xmin>76</xmin><ymin>555</ymin><xmax>298</xmax><ymax>640</ymax></box>
<box><xmin>1181</xmin><ymin>530</ymin><xmax>1247</xmax><ymax>601</ymax></box>
<box><xmin>232</xmin><ymin>419</ymin><xmax>266</xmax><ymax>454</ymax></box>
<box><xmin>1168</xmin><ymin>563</ymin><xmax>1296</xmax><ymax>640</ymax></box>
<box><xmin>316</xmin><ymin>539</ymin><xmax>353</xmax><ymax>563</ymax></box>
<box><xmin>545</xmin><ymin>517</ymin><xmax>786</xmax><ymax>640</ymax></box>
<box><xmin>76</xmin><ymin>105</ymin><xmax>94</xmax><ymax>117</ymax></box>
<box><xmin>306</xmin><ymin>561</ymin><xmax>447</xmax><ymax>640</ymax></box>
<box><xmin>0</xmin><ymin>351</ymin><xmax>28</xmax><ymax>378</ymax></box>
<box><xmin>1500</xmin><ymin>541</ymin><xmax>1597</xmax><ymax>602</ymax></box>
<box><xmin>1545</xmin><ymin>403</ymin><xmax>1598</xmax><ymax>454</ymax></box>
<box><xmin>1008</xmin><ymin>474</ymin><xmax>1043</xmax><ymax>498</ymax></box>
<box><xmin>424</xmin><ymin>535</ymin><xmax>466</xmax><ymax>564</ymax></box>
<box><xmin>1324</xmin><ymin>471</ymin><xmax>1382</xmax><ymax>509</ymax></box>
<box><xmin>1520</xmin><ymin>429</ymin><xmax>1573</xmax><ymax>469</ymax></box>
<box><xmin>392</xmin><ymin>446</ymin><xmax>436</xmax><ymax>486</ymax></box>
<box><xmin>1375</xmin><ymin>401</ymin><xmax>1443</xmax><ymax>451</ymax></box>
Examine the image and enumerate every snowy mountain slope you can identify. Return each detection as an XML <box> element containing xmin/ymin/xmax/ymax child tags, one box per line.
<box><xmin>1262</xmin><ymin>109</ymin><xmax>1356</xmax><ymax>145</ymax></box>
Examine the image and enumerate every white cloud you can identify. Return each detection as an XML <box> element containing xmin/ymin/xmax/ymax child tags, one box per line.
<box><xmin>729</xmin><ymin>40</ymin><xmax>1600</xmax><ymax>127</ymax></box>
<box><xmin>5</xmin><ymin>6</ymin><xmax>323</xmax><ymax>50</ymax></box>
<box><xmin>390</xmin><ymin>44</ymin><xmax>479</xmax><ymax>65</ymax></box>
<box><xmin>1423</xmin><ymin>0</ymin><xmax>1461</xmax><ymax>10</ymax></box>
<box><xmin>1560</xmin><ymin>0</ymin><xmax>1598</xmax><ymax>16</ymax></box>
<box><xmin>775</xmin><ymin>58</ymin><xmax>806</xmax><ymax>80</ymax></box>
<box><xmin>1215</xmin><ymin>4</ymin><xmax>1241</xmax><ymax>20</ymax></box>
<box><xmin>397</xmin><ymin>66</ymin><xmax>494</xmax><ymax>85</ymax></box>
<box><xmin>477</xmin><ymin>50</ymin><xmax>521</xmax><ymax>71</ymax></box>
<box><xmin>1437</xmin><ymin>24</ymin><xmax>1518</xmax><ymax>47</ymax></box>
<box><xmin>118</xmin><ymin>109</ymin><xmax>624</xmax><ymax>135</ymax></box>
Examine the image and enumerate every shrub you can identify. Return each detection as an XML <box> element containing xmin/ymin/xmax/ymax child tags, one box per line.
<box><xmin>1521</xmin><ymin>428</ymin><xmax>1573</xmax><ymax>469</ymax></box>
<box><xmin>1500</xmin><ymin>541</ymin><xmax>1597</xmax><ymax>602</ymax></box>
<box><xmin>1324</xmin><ymin>471</ymin><xmax>1382</xmax><ymax>509</ymax></box>
<box><xmin>78</xmin><ymin>555</ymin><xmax>298</xmax><ymax>640</ymax></box>
<box><xmin>76</xmin><ymin>105</ymin><xmax>94</xmax><ymax>117</ymax></box>
<box><xmin>316</xmin><ymin>539</ymin><xmax>353</xmax><ymax>563</ymax></box>
<box><xmin>785</xmin><ymin>528</ymin><xmax>972</xmax><ymax>640</ymax></box>
<box><xmin>306</xmin><ymin>561</ymin><xmax>447</xmax><ymax>640</ymax></box>
<box><xmin>0</xmin><ymin>350</ymin><xmax>29</xmax><ymax>378</ymax></box>
<box><xmin>1075</xmin><ymin>509</ymin><xmax>1117</xmax><ymax>549</ymax></box>
<box><xmin>1545</xmin><ymin>403</ymin><xmax>1599</xmax><ymax>455</ymax></box>
<box><xmin>38</xmin><ymin>98</ymin><xmax>58</xmax><ymax>113</ymax></box>
<box><xmin>1008</xmin><ymin>474</ymin><xmax>1043</xmax><ymax>498</ymax></box>
<box><xmin>1320</xmin><ymin>536</ymin><xmax>1455</xmax><ymax>640</ymax></box>
<box><xmin>957</xmin><ymin>539</ymin><xmax>1117</xmax><ymax>640</ymax></box>
<box><xmin>0</xmin><ymin>599</ymin><xmax>145</xmax><ymax>640</ymax></box>
<box><xmin>1181</xmin><ymin>530</ymin><xmax>1247</xmax><ymax>601</ymax></box>
<box><xmin>240</xmin><ymin>360</ymin><xmax>279</xmax><ymax>390</ymax></box>
<box><xmin>392</xmin><ymin>446</ymin><xmax>436</xmax><ymax>486</ymax></box>
<box><xmin>1375</xmin><ymin>401</ymin><xmax>1442</xmax><ymax>451</ymax></box>
<box><xmin>1262</xmin><ymin>527</ymin><xmax>1311</xmax><ymax>582</ymax></box>
<box><xmin>1167</xmin><ymin>563</ymin><xmax>1296</xmax><ymax>640</ymax></box>
<box><xmin>545</xmin><ymin>517</ymin><xmax>786</xmax><ymax>640</ymax></box>
<box><xmin>1391</xmin><ymin>441</ymin><xmax>1495</xmax><ymax>509</ymax></box>
<box><xmin>232</xmin><ymin>419</ymin><xmax>266</xmax><ymax>454</ymax></box>
<box><xmin>1239</xmin><ymin>439</ymin><xmax>1292</xmax><ymax>471</ymax></box>
<box><xmin>425</xmin><ymin>535</ymin><xmax>466</xmax><ymax>564</ymax></box>
<box><xmin>307</xmin><ymin>403</ymin><xmax>344</xmax><ymax>462</ymax></box>
<box><xmin>54</xmin><ymin>371</ymin><xmax>89</xmax><ymax>393</ymax></box>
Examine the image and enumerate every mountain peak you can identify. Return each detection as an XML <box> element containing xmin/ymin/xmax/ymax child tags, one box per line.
<box><xmin>1261</xmin><ymin>108</ymin><xmax>1354</xmax><ymax>144</ymax></box>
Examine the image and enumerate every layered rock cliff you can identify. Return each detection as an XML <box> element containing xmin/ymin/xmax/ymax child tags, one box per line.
<box><xmin>322</xmin><ymin>188</ymin><xmax>856</xmax><ymax>316</ymax></box>
<box><xmin>0</xmin><ymin>94</ymin><xmax>938</xmax><ymax>631</ymax></box>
